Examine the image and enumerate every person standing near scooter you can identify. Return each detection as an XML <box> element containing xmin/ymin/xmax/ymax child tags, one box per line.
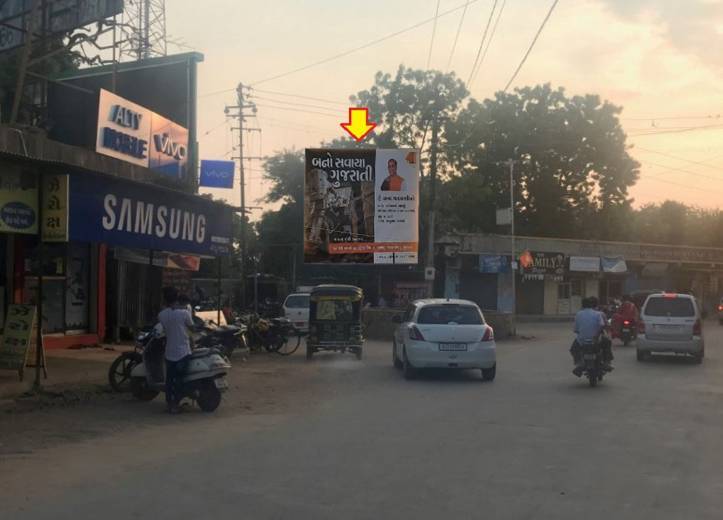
<box><xmin>158</xmin><ymin>286</ymin><xmax>193</xmax><ymax>414</ymax></box>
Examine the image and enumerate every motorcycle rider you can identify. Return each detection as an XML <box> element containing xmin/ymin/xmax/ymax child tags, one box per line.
<box><xmin>619</xmin><ymin>294</ymin><xmax>639</xmax><ymax>327</ymax></box>
<box><xmin>158</xmin><ymin>286</ymin><xmax>194</xmax><ymax>414</ymax></box>
<box><xmin>571</xmin><ymin>296</ymin><xmax>613</xmax><ymax>376</ymax></box>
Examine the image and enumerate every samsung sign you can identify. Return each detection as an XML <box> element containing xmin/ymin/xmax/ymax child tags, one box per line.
<box><xmin>96</xmin><ymin>89</ymin><xmax>189</xmax><ymax>178</ymax></box>
<box><xmin>69</xmin><ymin>173</ymin><xmax>232</xmax><ymax>256</ymax></box>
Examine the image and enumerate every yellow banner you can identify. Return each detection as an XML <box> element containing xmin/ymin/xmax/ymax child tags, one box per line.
<box><xmin>42</xmin><ymin>174</ymin><xmax>69</xmax><ymax>242</ymax></box>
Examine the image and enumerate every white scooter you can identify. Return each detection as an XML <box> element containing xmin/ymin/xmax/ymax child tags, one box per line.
<box><xmin>129</xmin><ymin>324</ymin><xmax>231</xmax><ymax>412</ymax></box>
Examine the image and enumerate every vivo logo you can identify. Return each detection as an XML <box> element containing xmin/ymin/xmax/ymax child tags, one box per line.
<box><xmin>205</xmin><ymin>169</ymin><xmax>232</xmax><ymax>179</ymax></box>
<box><xmin>154</xmin><ymin>133</ymin><xmax>188</xmax><ymax>161</ymax></box>
<box><xmin>109</xmin><ymin>105</ymin><xmax>143</xmax><ymax>130</ymax></box>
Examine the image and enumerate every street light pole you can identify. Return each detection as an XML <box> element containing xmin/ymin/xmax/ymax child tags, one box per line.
<box><xmin>507</xmin><ymin>159</ymin><xmax>517</xmax><ymax>336</ymax></box>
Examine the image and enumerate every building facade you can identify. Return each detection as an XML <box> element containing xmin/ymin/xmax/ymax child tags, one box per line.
<box><xmin>438</xmin><ymin>234</ymin><xmax>723</xmax><ymax>316</ymax></box>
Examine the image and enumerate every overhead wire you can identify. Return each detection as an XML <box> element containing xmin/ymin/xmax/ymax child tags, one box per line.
<box><xmin>427</xmin><ymin>0</ymin><xmax>442</xmax><ymax>69</ymax></box>
<box><xmin>446</xmin><ymin>0</ymin><xmax>472</xmax><ymax>70</ymax></box>
<box><xmin>250</xmin><ymin>88</ymin><xmax>348</xmax><ymax>107</ymax></box>
<box><xmin>249</xmin><ymin>0</ymin><xmax>481</xmax><ymax>86</ymax></box>
<box><xmin>633</xmin><ymin>147</ymin><xmax>723</xmax><ymax>170</ymax></box>
<box><xmin>253</xmin><ymin>103</ymin><xmax>341</xmax><ymax>118</ymax></box>
<box><xmin>466</xmin><ymin>0</ymin><xmax>498</xmax><ymax>86</ymax></box>
<box><xmin>628</xmin><ymin>123</ymin><xmax>723</xmax><ymax>137</ymax></box>
<box><xmin>247</xmin><ymin>95</ymin><xmax>341</xmax><ymax>114</ymax></box>
<box><xmin>470</xmin><ymin>0</ymin><xmax>506</xmax><ymax>87</ymax></box>
<box><xmin>503</xmin><ymin>0</ymin><xmax>560</xmax><ymax>92</ymax></box>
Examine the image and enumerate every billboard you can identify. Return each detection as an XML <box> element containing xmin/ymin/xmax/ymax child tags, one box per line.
<box><xmin>199</xmin><ymin>160</ymin><xmax>235</xmax><ymax>189</ymax></box>
<box><xmin>68</xmin><ymin>173</ymin><xmax>233</xmax><ymax>256</ymax></box>
<box><xmin>96</xmin><ymin>89</ymin><xmax>188</xmax><ymax>178</ymax></box>
<box><xmin>304</xmin><ymin>148</ymin><xmax>419</xmax><ymax>264</ymax></box>
<box><xmin>47</xmin><ymin>52</ymin><xmax>202</xmax><ymax>185</ymax></box>
<box><xmin>0</xmin><ymin>0</ymin><xmax>124</xmax><ymax>53</ymax></box>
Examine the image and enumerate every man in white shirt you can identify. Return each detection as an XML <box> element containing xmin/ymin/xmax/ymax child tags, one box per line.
<box><xmin>158</xmin><ymin>286</ymin><xmax>193</xmax><ymax>413</ymax></box>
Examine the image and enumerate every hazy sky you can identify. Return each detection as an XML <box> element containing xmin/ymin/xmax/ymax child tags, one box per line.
<box><xmin>166</xmin><ymin>0</ymin><xmax>723</xmax><ymax>217</ymax></box>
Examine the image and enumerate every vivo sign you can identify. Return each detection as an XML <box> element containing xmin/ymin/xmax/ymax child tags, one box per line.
<box><xmin>96</xmin><ymin>89</ymin><xmax>189</xmax><ymax>179</ymax></box>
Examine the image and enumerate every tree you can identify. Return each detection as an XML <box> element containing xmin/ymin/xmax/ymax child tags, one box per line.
<box><xmin>351</xmin><ymin>65</ymin><xmax>468</xmax><ymax>170</ymax></box>
<box><xmin>255</xmin><ymin>150</ymin><xmax>305</xmax><ymax>277</ymax></box>
<box><xmin>444</xmin><ymin>84</ymin><xmax>640</xmax><ymax>238</ymax></box>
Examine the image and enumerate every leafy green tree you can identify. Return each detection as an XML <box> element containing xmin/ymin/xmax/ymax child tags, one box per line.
<box><xmin>444</xmin><ymin>84</ymin><xmax>640</xmax><ymax>238</ymax></box>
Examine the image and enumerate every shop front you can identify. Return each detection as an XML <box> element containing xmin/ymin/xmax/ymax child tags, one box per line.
<box><xmin>0</xmin><ymin>158</ymin><xmax>233</xmax><ymax>348</ymax></box>
<box><xmin>439</xmin><ymin>233</ymin><xmax>723</xmax><ymax>318</ymax></box>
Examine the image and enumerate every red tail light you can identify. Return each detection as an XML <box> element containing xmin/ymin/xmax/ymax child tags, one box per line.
<box><xmin>481</xmin><ymin>326</ymin><xmax>494</xmax><ymax>342</ymax></box>
<box><xmin>638</xmin><ymin>320</ymin><xmax>646</xmax><ymax>334</ymax></box>
<box><xmin>693</xmin><ymin>319</ymin><xmax>702</xmax><ymax>336</ymax></box>
<box><xmin>623</xmin><ymin>320</ymin><xmax>631</xmax><ymax>326</ymax></box>
<box><xmin>409</xmin><ymin>325</ymin><xmax>426</xmax><ymax>341</ymax></box>
<box><xmin>718</xmin><ymin>305</ymin><xmax>723</xmax><ymax>312</ymax></box>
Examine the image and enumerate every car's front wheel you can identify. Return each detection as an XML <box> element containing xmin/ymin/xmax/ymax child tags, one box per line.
<box><xmin>481</xmin><ymin>365</ymin><xmax>496</xmax><ymax>382</ymax></box>
<box><xmin>392</xmin><ymin>342</ymin><xmax>403</xmax><ymax>370</ymax></box>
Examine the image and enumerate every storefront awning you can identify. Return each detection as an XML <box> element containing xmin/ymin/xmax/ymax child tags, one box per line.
<box><xmin>602</xmin><ymin>257</ymin><xmax>627</xmax><ymax>273</ymax></box>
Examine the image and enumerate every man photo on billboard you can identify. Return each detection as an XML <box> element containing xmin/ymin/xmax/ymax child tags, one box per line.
<box><xmin>380</xmin><ymin>158</ymin><xmax>406</xmax><ymax>192</ymax></box>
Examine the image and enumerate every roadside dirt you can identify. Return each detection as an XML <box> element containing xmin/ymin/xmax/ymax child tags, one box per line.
<box><xmin>0</xmin><ymin>349</ymin><xmax>327</xmax><ymax>456</ymax></box>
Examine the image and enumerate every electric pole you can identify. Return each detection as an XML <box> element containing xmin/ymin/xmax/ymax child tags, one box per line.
<box><xmin>226</xmin><ymin>83</ymin><xmax>259</xmax><ymax>309</ymax></box>
<box><xmin>507</xmin><ymin>158</ymin><xmax>517</xmax><ymax>336</ymax></box>
<box><xmin>426</xmin><ymin>115</ymin><xmax>440</xmax><ymax>298</ymax></box>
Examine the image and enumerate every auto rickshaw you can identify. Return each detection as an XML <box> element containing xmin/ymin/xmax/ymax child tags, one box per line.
<box><xmin>307</xmin><ymin>285</ymin><xmax>364</xmax><ymax>360</ymax></box>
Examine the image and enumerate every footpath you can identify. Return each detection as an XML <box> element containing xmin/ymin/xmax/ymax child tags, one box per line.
<box><xmin>0</xmin><ymin>344</ymin><xmax>133</xmax><ymax>404</ymax></box>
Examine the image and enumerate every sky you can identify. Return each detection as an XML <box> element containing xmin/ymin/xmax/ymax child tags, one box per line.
<box><xmin>165</xmin><ymin>0</ymin><xmax>723</xmax><ymax>217</ymax></box>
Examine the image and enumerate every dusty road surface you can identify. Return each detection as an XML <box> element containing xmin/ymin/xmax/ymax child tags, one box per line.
<box><xmin>2</xmin><ymin>322</ymin><xmax>723</xmax><ymax>519</ymax></box>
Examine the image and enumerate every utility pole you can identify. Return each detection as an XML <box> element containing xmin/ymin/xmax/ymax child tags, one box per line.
<box><xmin>507</xmin><ymin>159</ymin><xmax>517</xmax><ymax>336</ymax></box>
<box><xmin>426</xmin><ymin>116</ymin><xmax>440</xmax><ymax>298</ymax></box>
<box><xmin>226</xmin><ymin>83</ymin><xmax>258</xmax><ymax>310</ymax></box>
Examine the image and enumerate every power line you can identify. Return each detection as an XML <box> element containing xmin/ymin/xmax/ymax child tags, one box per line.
<box><xmin>254</xmin><ymin>103</ymin><xmax>341</xmax><ymax>119</ymax></box>
<box><xmin>200</xmin><ymin>118</ymin><xmax>230</xmax><ymax>138</ymax></box>
<box><xmin>640</xmin><ymin>173</ymin><xmax>720</xmax><ymax>194</ymax></box>
<box><xmin>427</xmin><ymin>0</ymin><xmax>442</xmax><ymax>69</ymax></box>
<box><xmin>467</xmin><ymin>0</ymin><xmax>498</xmax><ymax>86</ymax></box>
<box><xmin>623</xmin><ymin>114</ymin><xmax>721</xmax><ymax>122</ymax></box>
<box><xmin>629</xmin><ymin>123</ymin><xmax>723</xmax><ymax>137</ymax></box>
<box><xmin>446</xmin><ymin>0</ymin><xmax>471</xmax><ymax>70</ymax></box>
<box><xmin>251</xmin><ymin>87</ymin><xmax>348</xmax><ymax>107</ymax></box>
<box><xmin>634</xmin><ymin>147</ymin><xmax>723</xmax><ymax>170</ymax></box>
<box><xmin>503</xmin><ymin>0</ymin><xmax>560</xmax><ymax>92</ymax></box>
<box><xmin>644</xmin><ymin>160</ymin><xmax>723</xmax><ymax>184</ymax></box>
<box><xmin>471</xmin><ymin>0</ymin><xmax>506</xmax><ymax>86</ymax></box>
<box><xmin>249</xmin><ymin>0</ymin><xmax>481</xmax><ymax>86</ymax></box>
<box><xmin>248</xmin><ymin>95</ymin><xmax>341</xmax><ymax>114</ymax></box>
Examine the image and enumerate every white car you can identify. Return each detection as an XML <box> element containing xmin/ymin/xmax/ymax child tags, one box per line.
<box><xmin>636</xmin><ymin>293</ymin><xmax>704</xmax><ymax>363</ymax></box>
<box><xmin>392</xmin><ymin>299</ymin><xmax>496</xmax><ymax>381</ymax></box>
<box><xmin>282</xmin><ymin>293</ymin><xmax>310</xmax><ymax>332</ymax></box>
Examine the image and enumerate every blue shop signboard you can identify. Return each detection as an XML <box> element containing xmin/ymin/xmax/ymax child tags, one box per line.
<box><xmin>479</xmin><ymin>255</ymin><xmax>510</xmax><ymax>273</ymax></box>
<box><xmin>69</xmin><ymin>174</ymin><xmax>232</xmax><ymax>256</ymax></box>
<box><xmin>200</xmin><ymin>160</ymin><xmax>235</xmax><ymax>189</ymax></box>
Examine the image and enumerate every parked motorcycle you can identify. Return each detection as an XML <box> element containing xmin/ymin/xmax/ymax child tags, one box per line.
<box><xmin>108</xmin><ymin>327</ymin><xmax>151</xmax><ymax>392</ymax></box>
<box><xmin>129</xmin><ymin>324</ymin><xmax>231</xmax><ymax>412</ymax></box>
<box><xmin>192</xmin><ymin>315</ymin><xmax>247</xmax><ymax>357</ymax></box>
<box><xmin>239</xmin><ymin>313</ymin><xmax>301</xmax><ymax>356</ymax></box>
<box><xmin>579</xmin><ymin>339</ymin><xmax>607</xmax><ymax>387</ymax></box>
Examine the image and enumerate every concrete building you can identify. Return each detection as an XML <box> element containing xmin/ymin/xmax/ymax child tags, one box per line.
<box><xmin>438</xmin><ymin>233</ymin><xmax>723</xmax><ymax>317</ymax></box>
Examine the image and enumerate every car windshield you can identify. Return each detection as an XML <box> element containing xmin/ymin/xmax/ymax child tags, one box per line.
<box><xmin>285</xmin><ymin>295</ymin><xmax>309</xmax><ymax>308</ymax></box>
<box><xmin>315</xmin><ymin>299</ymin><xmax>353</xmax><ymax>321</ymax></box>
<box><xmin>417</xmin><ymin>305</ymin><xmax>483</xmax><ymax>325</ymax></box>
<box><xmin>644</xmin><ymin>297</ymin><xmax>695</xmax><ymax>317</ymax></box>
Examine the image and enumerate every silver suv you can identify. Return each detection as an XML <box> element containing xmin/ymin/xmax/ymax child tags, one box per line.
<box><xmin>636</xmin><ymin>293</ymin><xmax>704</xmax><ymax>363</ymax></box>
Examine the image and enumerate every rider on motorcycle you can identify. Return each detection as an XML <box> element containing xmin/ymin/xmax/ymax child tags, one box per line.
<box><xmin>615</xmin><ymin>294</ymin><xmax>639</xmax><ymax>334</ymax></box>
<box><xmin>571</xmin><ymin>297</ymin><xmax>613</xmax><ymax>376</ymax></box>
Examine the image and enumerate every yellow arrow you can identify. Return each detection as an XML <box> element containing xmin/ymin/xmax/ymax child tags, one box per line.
<box><xmin>340</xmin><ymin>108</ymin><xmax>377</xmax><ymax>142</ymax></box>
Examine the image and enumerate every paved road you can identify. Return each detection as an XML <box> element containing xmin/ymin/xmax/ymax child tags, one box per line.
<box><xmin>2</xmin><ymin>322</ymin><xmax>723</xmax><ymax>519</ymax></box>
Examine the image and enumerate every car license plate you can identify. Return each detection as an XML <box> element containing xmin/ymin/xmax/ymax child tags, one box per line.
<box><xmin>214</xmin><ymin>379</ymin><xmax>229</xmax><ymax>391</ymax></box>
<box><xmin>439</xmin><ymin>343</ymin><xmax>467</xmax><ymax>351</ymax></box>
